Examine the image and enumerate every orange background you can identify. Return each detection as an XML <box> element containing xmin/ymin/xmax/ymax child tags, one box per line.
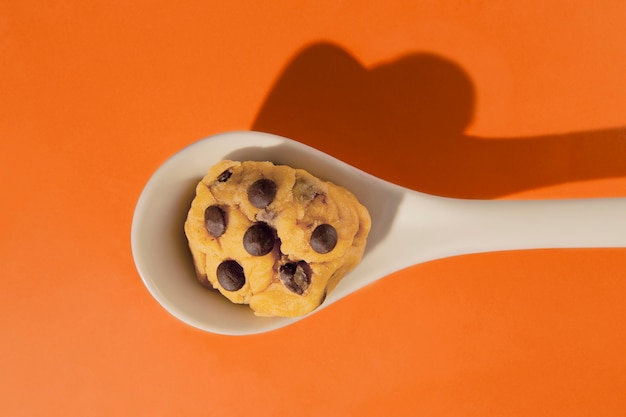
<box><xmin>2</xmin><ymin>1</ymin><xmax>626</xmax><ymax>416</ymax></box>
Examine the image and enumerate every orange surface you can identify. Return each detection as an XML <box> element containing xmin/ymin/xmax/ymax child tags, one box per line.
<box><xmin>2</xmin><ymin>1</ymin><xmax>626</xmax><ymax>416</ymax></box>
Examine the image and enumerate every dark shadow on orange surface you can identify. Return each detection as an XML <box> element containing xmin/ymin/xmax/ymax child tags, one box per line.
<box><xmin>252</xmin><ymin>41</ymin><xmax>626</xmax><ymax>199</ymax></box>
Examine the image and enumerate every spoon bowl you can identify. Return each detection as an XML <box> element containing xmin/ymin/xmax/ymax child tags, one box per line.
<box><xmin>131</xmin><ymin>131</ymin><xmax>626</xmax><ymax>335</ymax></box>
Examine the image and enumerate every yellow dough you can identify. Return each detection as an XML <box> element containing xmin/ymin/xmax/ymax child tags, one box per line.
<box><xmin>184</xmin><ymin>160</ymin><xmax>371</xmax><ymax>317</ymax></box>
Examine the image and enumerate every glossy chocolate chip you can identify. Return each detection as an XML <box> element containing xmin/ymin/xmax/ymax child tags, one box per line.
<box><xmin>248</xmin><ymin>178</ymin><xmax>277</xmax><ymax>209</ymax></box>
<box><xmin>310</xmin><ymin>224</ymin><xmax>338</xmax><ymax>254</ymax></box>
<box><xmin>216</xmin><ymin>169</ymin><xmax>232</xmax><ymax>182</ymax></box>
<box><xmin>243</xmin><ymin>223</ymin><xmax>275</xmax><ymax>256</ymax></box>
<box><xmin>216</xmin><ymin>260</ymin><xmax>245</xmax><ymax>291</ymax></box>
<box><xmin>279</xmin><ymin>262</ymin><xmax>311</xmax><ymax>295</ymax></box>
<box><xmin>204</xmin><ymin>205</ymin><xmax>226</xmax><ymax>237</ymax></box>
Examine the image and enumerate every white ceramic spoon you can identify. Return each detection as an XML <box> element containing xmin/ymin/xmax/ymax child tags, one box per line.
<box><xmin>131</xmin><ymin>131</ymin><xmax>626</xmax><ymax>336</ymax></box>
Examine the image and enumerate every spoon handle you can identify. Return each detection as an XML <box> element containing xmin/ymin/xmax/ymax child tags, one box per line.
<box><xmin>390</xmin><ymin>194</ymin><xmax>626</xmax><ymax>265</ymax></box>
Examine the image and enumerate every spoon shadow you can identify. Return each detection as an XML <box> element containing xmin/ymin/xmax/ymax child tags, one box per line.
<box><xmin>252</xmin><ymin>41</ymin><xmax>626</xmax><ymax>199</ymax></box>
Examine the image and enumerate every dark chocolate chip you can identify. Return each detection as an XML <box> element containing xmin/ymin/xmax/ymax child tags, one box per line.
<box><xmin>279</xmin><ymin>262</ymin><xmax>311</xmax><ymax>295</ymax></box>
<box><xmin>216</xmin><ymin>260</ymin><xmax>245</xmax><ymax>291</ymax></box>
<box><xmin>310</xmin><ymin>224</ymin><xmax>338</xmax><ymax>254</ymax></box>
<box><xmin>217</xmin><ymin>169</ymin><xmax>232</xmax><ymax>182</ymax></box>
<box><xmin>204</xmin><ymin>205</ymin><xmax>226</xmax><ymax>237</ymax></box>
<box><xmin>243</xmin><ymin>223</ymin><xmax>275</xmax><ymax>256</ymax></box>
<box><xmin>248</xmin><ymin>178</ymin><xmax>277</xmax><ymax>209</ymax></box>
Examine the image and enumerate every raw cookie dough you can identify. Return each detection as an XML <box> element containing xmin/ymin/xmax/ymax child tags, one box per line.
<box><xmin>184</xmin><ymin>160</ymin><xmax>371</xmax><ymax>317</ymax></box>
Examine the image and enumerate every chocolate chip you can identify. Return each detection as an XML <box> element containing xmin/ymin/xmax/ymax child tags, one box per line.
<box><xmin>204</xmin><ymin>205</ymin><xmax>226</xmax><ymax>237</ymax></box>
<box><xmin>248</xmin><ymin>178</ymin><xmax>277</xmax><ymax>208</ymax></box>
<box><xmin>217</xmin><ymin>169</ymin><xmax>232</xmax><ymax>182</ymax></box>
<box><xmin>310</xmin><ymin>224</ymin><xmax>338</xmax><ymax>254</ymax></box>
<box><xmin>243</xmin><ymin>223</ymin><xmax>275</xmax><ymax>256</ymax></box>
<box><xmin>216</xmin><ymin>260</ymin><xmax>245</xmax><ymax>291</ymax></box>
<box><xmin>279</xmin><ymin>262</ymin><xmax>311</xmax><ymax>295</ymax></box>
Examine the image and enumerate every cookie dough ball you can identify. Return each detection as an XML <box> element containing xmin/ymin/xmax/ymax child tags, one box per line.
<box><xmin>184</xmin><ymin>160</ymin><xmax>371</xmax><ymax>317</ymax></box>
